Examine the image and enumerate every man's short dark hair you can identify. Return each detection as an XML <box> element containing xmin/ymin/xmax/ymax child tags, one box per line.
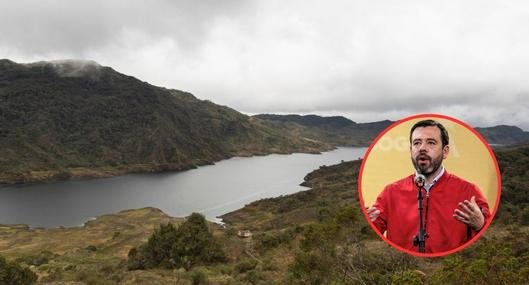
<box><xmin>410</xmin><ymin>119</ymin><xmax>449</xmax><ymax>147</ymax></box>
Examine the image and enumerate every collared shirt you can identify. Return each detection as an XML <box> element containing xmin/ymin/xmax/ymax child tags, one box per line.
<box><xmin>418</xmin><ymin>166</ymin><xmax>445</xmax><ymax>192</ymax></box>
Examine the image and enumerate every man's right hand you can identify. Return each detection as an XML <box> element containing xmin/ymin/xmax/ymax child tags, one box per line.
<box><xmin>367</xmin><ymin>207</ymin><xmax>380</xmax><ymax>222</ymax></box>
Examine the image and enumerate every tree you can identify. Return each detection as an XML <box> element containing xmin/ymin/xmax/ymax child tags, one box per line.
<box><xmin>128</xmin><ymin>213</ymin><xmax>226</xmax><ymax>270</ymax></box>
<box><xmin>171</xmin><ymin>213</ymin><xmax>226</xmax><ymax>269</ymax></box>
<box><xmin>288</xmin><ymin>251</ymin><xmax>333</xmax><ymax>285</ymax></box>
<box><xmin>143</xmin><ymin>223</ymin><xmax>179</xmax><ymax>268</ymax></box>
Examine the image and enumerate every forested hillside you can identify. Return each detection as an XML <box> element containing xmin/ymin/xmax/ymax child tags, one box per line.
<box><xmin>0</xmin><ymin>59</ymin><xmax>327</xmax><ymax>184</ymax></box>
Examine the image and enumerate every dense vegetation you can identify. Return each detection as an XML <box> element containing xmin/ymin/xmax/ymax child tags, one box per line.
<box><xmin>0</xmin><ymin>255</ymin><xmax>37</xmax><ymax>285</ymax></box>
<box><xmin>494</xmin><ymin>145</ymin><xmax>529</xmax><ymax>225</ymax></box>
<box><xmin>0</xmin><ymin>59</ymin><xmax>327</xmax><ymax>184</ymax></box>
<box><xmin>128</xmin><ymin>213</ymin><xmax>226</xmax><ymax>270</ymax></box>
<box><xmin>255</xmin><ymin>114</ymin><xmax>362</xmax><ymax>128</ymax></box>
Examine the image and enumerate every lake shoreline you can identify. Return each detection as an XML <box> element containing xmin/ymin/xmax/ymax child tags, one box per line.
<box><xmin>0</xmin><ymin>147</ymin><xmax>366</xmax><ymax>228</ymax></box>
<box><xmin>0</xmin><ymin>146</ymin><xmax>335</xmax><ymax>186</ymax></box>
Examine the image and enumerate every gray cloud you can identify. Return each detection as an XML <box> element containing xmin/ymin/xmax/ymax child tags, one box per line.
<box><xmin>0</xmin><ymin>0</ymin><xmax>249</xmax><ymax>56</ymax></box>
<box><xmin>1</xmin><ymin>0</ymin><xmax>528</xmax><ymax>129</ymax></box>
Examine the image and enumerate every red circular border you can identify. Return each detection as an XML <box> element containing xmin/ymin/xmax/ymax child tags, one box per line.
<box><xmin>357</xmin><ymin>113</ymin><xmax>502</xmax><ymax>257</ymax></box>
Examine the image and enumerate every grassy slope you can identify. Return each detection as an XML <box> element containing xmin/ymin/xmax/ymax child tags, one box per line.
<box><xmin>221</xmin><ymin>145</ymin><xmax>529</xmax><ymax>284</ymax></box>
<box><xmin>0</xmin><ymin>208</ymin><xmax>185</xmax><ymax>283</ymax></box>
<box><xmin>2</xmin><ymin>145</ymin><xmax>528</xmax><ymax>284</ymax></box>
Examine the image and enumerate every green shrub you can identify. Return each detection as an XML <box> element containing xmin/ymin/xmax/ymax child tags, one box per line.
<box><xmin>0</xmin><ymin>255</ymin><xmax>38</xmax><ymax>285</ymax></box>
<box><xmin>518</xmin><ymin>207</ymin><xmax>529</xmax><ymax>225</ymax></box>
<box><xmin>15</xmin><ymin>250</ymin><xmax>56</xmax><ymax>266</ymax></box>
<box><xmin>299</xmin><ymin>223</ymin><xmax>339</xmax><ymax>252</ymax></box>
<box><xmin>333</xmin><ymin>206</ymin><xmax>358</xmax><ymax>225</ymax></box>
<box><xmin>245</xmin><ymin>269</ymin><xmax>262</xmax><ymax>285</ymax></box>
<box><xmin>127</xmin><ymin>212</ymin><xmax>226</xmax><ymax>270</ymax></box>
<box><xmin>288</xmin><ymin>251</ymin><xmax>332</xmax><ymax>285</ymax></box>
<box><xmin>256</xmin><ymin>229</ymin><xmax>294</xmax><ymax>251</ymax></box>
<box><xmin>171</xmin><ymin>213</ymin><xmax>226</xmax><ymax>269</ymax></box>
<box><xmin>391</xmin><ymin>270</ymin><xmax>424</xmax><ymax>285</ymax></box>
<box><xmin>235</xmin><ymin>259</ymin><xmax>258</xmax><ymax>274</ymax></box>
<box><xmin>431</xmin><ymin>231</ymin><xmax>529</xmax><ymax>285</ymax></box>
<box><xmin>216</xmin><ymin>264</ymin><xmax>232</xmax><ymax>275</ymax></box>
<box><xmin>127</xmin><ymin>246</ymin><xmax>147</xmax><ymax>270</ymax></box>
<box><xmin>190</xmin><ymin>267</ymin><xmax>209</xmax><ymax>285</ymax></box>
<box><xmin>143</xmin><ymin>222</ymin><xmax>179</xmax><ymax>268</ymax></box>
<box><xmin>85</xmin><ymin>245</ymin><xmax>98</xmax><ymax>252</ymax></box>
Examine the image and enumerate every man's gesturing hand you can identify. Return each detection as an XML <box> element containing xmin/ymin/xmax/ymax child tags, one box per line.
<box><xmin>367</xmin><ymin>207</ymin><xmax>380</xmax><ymax>222</ymax></box>
<box><xmin>453</xmin><ymin>196</ymin><xmax>485</xmax><ymax>231</ymax></box>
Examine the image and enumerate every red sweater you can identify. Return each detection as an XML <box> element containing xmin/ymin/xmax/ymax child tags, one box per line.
<box><xmin>372</xmin><ymin>170</ymin><xmax>491</xmax><ymax>253</ymax></box>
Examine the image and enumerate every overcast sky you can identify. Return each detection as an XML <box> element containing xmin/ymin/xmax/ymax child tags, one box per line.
<box><xmin>1</xmin><ymin>0</ymin><xmax>528</xmax><ymax>129</ymax></box>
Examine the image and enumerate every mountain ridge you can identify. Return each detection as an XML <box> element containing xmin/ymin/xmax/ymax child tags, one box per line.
<box><xmin>256</xmin><ymin>113</ymin><xmax>529</xmax><ymax>147</ymax></box>
<box><xmin>2</xmin><ymin>59</ymin><xmax>528</xmax><ymax>184</ymax></box>
<box><xmin>0</xmin><ymin>59</ymin><xmax>328</xmax><ymax>184</ymax></box>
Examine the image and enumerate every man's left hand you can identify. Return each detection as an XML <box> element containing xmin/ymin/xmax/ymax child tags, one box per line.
<box><xmin>453</xmin><ymin>196</ymin><xmax>485</xmax><ymax>231</ymax></box>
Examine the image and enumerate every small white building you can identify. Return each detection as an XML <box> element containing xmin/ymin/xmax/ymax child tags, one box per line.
<box><xmin>237</xmin><ymin>230</ymin><xmax>252</xmax><ymax>238</ymax></box>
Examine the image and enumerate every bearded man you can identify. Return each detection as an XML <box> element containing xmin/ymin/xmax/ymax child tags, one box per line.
<box><xmin>367</xmin><ymin>119</ymin><xmax>490</xmax><ymax>253</ymax></box>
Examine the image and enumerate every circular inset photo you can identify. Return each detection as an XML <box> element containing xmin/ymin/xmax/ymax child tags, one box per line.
<box><xmin>358</xmin><ymin>114</ymin><xmax>500</xmax><ymax>257</ymax></box>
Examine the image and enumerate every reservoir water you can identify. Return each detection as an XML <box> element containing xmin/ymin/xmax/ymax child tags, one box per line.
<box><xmin>0</xmin><ymin>147</ymin><xmax>365</xmax><ymax>228</ymax></box>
